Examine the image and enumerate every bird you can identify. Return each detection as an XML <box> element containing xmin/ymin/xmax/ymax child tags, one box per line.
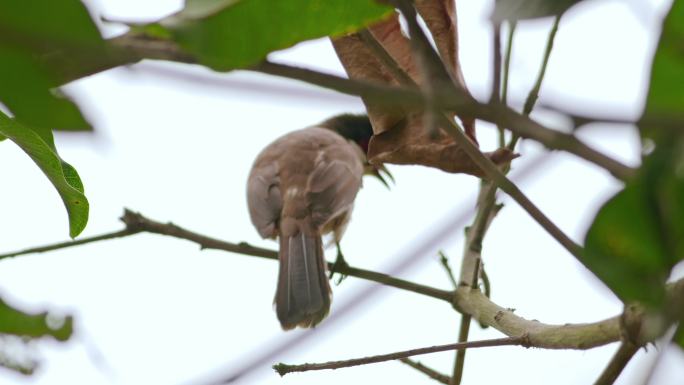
<box><xmin>246</xmin><ymin>114</ymin><xmax>390</xmax><ymax>330</ymax></box>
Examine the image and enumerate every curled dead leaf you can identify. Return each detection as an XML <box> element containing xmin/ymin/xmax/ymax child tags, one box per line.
<box><xmin>332</xmin><ymin>0</ymin><xmax>509</xmax><ymax>176</ymax></box>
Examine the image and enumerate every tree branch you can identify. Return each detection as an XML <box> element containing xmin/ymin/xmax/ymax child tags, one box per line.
<box><xmin>498</xmin><ymin>19</ymin><xmax>517</xmax><ymax>148</ymax></box>
<box><xmin>273</xmin><ymin>337</ymin><xmax>524</xmax><ymax>376</ymax></box>
<box><xmin>256</xmin><ymin>61</ymin><xmax>637</xmax><ymax>183</ymax></box>
<box><xmin>399</xmin><ymin>358</ymin><xmax>450</xmax><ymax>385</ymax></box>
<box><xmin>439</xmin><ymin>111</ymin><xmax>585</xmax><ymax>258</ymax></box>
<box><xmin>501</xmin><ymin>21</ymin><xmax>517</xmax><ymax>108</ymax></box>
<box><xmin>451</xmin><ymin>315</ymin><xmax>471</xmax><ymax>385</ymax></box>
<box><xmin>523</xmin><ymin>15</ymin><xmax>561</xmax><ymax>116</ymax></box>
<box><xmin>349</xmin><ymin>12</ymin><xmax>584</xmax><ymax>272</ymax></box>
<box><xmin>376</xmin><ymin>0</ymin><xmax>584</xmax><ymax>262</ymax></box>
<box><xmin>451</xmin><ymin>14</ymin><xmax>561</xmax><ymax>381</ymax></box>
<box><xmin>491</xmin><ymin>20</ymin><xmax>502</xmax><ymax>105</ymax></box>
<box><xmin>0</xmin><ymin>209</ymin><xmax>451</xmax><ymax>303</ymax></box>
<box><xmin>50</xmin><ymin>32</ymin><xmax>636</xmax><ymax>180</ymax></box>
<box><xmin>593</xmin><ymin>341</ymin><xmax>639</xmax><ymax>385</ymax></box>
<box><xmin>3</xmin><ymin>210</ymin><xmax>684</xmax><ymax>353</ymax></box>
<box><xmin>0</xmin><ymin>229</ymin><xmax>140</xmax><ymax>260</ymax></box>
<box><xmin>451</xmin><ymin>183</ymin><xmax>500</xmax><ymax>385</ymax></box>
<box><xmin>453</xmin><ymin>288</ymin><xmax>620</xmax><ymax>349</ymax></box>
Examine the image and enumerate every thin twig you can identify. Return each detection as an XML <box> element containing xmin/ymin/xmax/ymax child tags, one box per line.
<box><xmin>399</xmin><ymin>358</ymin><xmax>450</xmax><ymax>384</ymax></box>
<box><xmin>593</xmin><ymin>341</ymin><xmax>639</xmax><ymax>385</ymax></box>
<box><xmin>438</xmin><ymin>251</ymin><xmax>458</xmax><ymax>289</ymax></box>
<box><xmin>499</xmin><ymin>20</ymin><xmax>517</xmax><ymax>147</ymax></box>
<box><xmin>0</xmin><ymin>229</ymin><xmax>140</xmax><ymax>260</ymax></box>
<box><xmin>0</xmin><ymin>209</ymin><xmax>452</xmax><ymax>303</ymax></box>
<box><xmin>273</xmin><ymin>337</ymin><xmax>523</xmax><ymax>376</ymax></box>
<box><xmin>451</xmin><ymin>316</ymin><xmax>472</xmax><ymax>385</ymax></box>
<box><xmin>440</xmin><ymin>113</ymin><xmax>584</xmax><ymax>258</ymax></box>
<box><xmin>523</xmin><ymin>15</ymin><xmax>561</xmax><ymax>116</ymax></box>
<box><xmin>501</xmin><ymin>21</ymin><xmax>517</xmax><ymax>107</ymax></box>
<box><xmin>492</xmin><ymin>21</ymin><xmax>502</xmax><ymax>105</ymax></box>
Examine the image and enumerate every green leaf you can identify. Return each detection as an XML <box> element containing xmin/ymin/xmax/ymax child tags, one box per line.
<box><xmin>584</xmin><ymin>140</ymin><xmax>684</xmax><ymax>306</ymax></box>
<box><xmin>169</xmin><ymin>0</ymin><xmax>239</xmax><ymax>19</ymax></box>
<box><xmin>0</xmin><ymin>298</ymin><xmax>73</xmax><ymax>341</ymax></box>
<box><xmin>492</xmin><ymin>0</ymin><xmax>580</xmax><ymax>21</ymax></box>
<box><xmin>0</xmin><ymin>0</ymin><xmax>104</xmax><ymax>131</ymax></box>
<box><xmin>583</xmin><ymin>180</ymin><xmax>665</xmax><ymax>305</ymax></box>
<box><xmin>146</xmin><ymin>0</ymin><xmax>392</xmax><ymax>70</ymax></box>
<box><xmin>583</xmin><ymin>2</ymin><xmax>684</xmax><ymax>307</ymax></box>
<box><xmin>0</xmin><ymin>0</ymin><xmax>103</xmax><ymax>46</ymax></box>
<box><xmin>0</xmin><ymin>48</ymin><xmax>91</xmax><ymax>131</ymax></box>
<box><xmin>675</xmin><ymin>324</ymin><xmax>683</xmax><ymax>351</ymax></box>
<box><xmin>0</xmin><ymin>111</ymin><xmax>89</xmax><ymax>238</ymax></box>
<box><xmin>643</xmin><ymin>0</ymin><xmax>684</xmax><ymax>125</ymax></box>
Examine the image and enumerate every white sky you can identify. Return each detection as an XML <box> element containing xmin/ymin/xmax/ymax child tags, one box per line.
<box><xmin>0</xmin><ymin>0</ymin><xmax>682</xmax><ymax>384</ymax></box>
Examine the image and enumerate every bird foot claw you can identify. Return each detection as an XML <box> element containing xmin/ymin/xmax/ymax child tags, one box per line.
<box><xmin>329</xmin><ymin>245</ymin><xmax>349</xmax><ymax>285</ymax></box>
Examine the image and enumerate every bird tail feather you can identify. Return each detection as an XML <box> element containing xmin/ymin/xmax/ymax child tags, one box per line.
<box><xmin>275</xmin><ymin>232</ymin><xmax>331</xmax><ymax>329</ymax></box>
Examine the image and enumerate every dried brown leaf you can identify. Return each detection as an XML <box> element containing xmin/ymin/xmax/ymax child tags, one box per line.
<box><xmin>332</xmin><ymin>1</ymin><xmax>509</xmax><ymax>176</ymax></box>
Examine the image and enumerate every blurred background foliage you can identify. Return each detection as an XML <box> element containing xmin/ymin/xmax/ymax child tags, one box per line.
<box><xmin>0</xmin><ymin>0</ymin><xmax>682</xmax><ymax>377</ymax></box>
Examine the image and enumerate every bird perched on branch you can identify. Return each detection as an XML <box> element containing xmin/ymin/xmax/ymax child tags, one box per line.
<box><xmin>247</xmin><ymin>114</ymin><xmax>391</xmax><ymax>330</ymax></box>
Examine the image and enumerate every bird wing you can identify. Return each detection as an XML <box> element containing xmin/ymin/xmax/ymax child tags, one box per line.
<box><xmin>247</xmin><ymin>162</ymin><xmax>282</xmax><ymax>239</ymax></box>
<box><xmin>306</xmin><ymin>142</ymin><xmax>364</xmax><ymax>229</ymax></box>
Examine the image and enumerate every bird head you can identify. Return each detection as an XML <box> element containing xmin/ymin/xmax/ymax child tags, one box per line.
<box><xmin>319</xmin><ymin>114</ymin><xmax>394</xmax><ymax>188</ymax></box>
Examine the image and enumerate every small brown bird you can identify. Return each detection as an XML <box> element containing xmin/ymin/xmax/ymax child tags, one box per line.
<box><xmin>247</xmin><ymin>114</ymin><xmax>389</xmax><ymax>330</ymax></box>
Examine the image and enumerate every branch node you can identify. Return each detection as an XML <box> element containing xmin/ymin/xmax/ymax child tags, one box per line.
<box><xmin>519</xmin><ymin>333</ymin><xmax>532</xmax><ymax>348</ymax></box>
<box><xmin>494</xmin><ymin>311</ymin><xmax>504</xmax><ymax>323</ymax></box>
<box><xmin>272</xmin><ymin>363</ymin><xmax>290</xmax><ymax>377</ymax></box>
<box><xmin>120</xmin><ymin>208</ymin><xmax>145</xmax><ymax>231</ymax></box>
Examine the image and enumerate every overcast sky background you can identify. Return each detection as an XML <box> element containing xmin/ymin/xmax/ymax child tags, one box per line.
<box><xmin>0</xmin><ymin>0</ymin><xmax>683</xmax><ymax>384</ymax></box>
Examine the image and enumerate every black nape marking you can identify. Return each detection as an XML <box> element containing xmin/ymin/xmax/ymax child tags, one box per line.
<box><xmin>319</xmin><ymin>114</ymin><xmax>373</xmax><ymax>153</ymax></box>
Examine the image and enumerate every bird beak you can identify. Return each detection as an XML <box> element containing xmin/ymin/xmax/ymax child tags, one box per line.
<box><xmin>369</xmin><ymin>164</ymin><xmax>394</xmax><ymax>189</ymax></box>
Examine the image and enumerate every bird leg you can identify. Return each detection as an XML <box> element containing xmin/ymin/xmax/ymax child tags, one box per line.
<box><xmin>329</xmin><ymin>241</ymin><xmax>350</xmax><ymax>284</ymax></box>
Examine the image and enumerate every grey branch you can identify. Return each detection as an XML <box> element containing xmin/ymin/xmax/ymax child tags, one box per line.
<box><xmin>3</xmin><ymin>209</ymin><xmax>683</xmax><ymax>355</ymax></box>
<box><xmin>0</xmin><ymin>229</ymin><xmax>139</xmax><ymax>261</ymax></box>
<box><xmin>0</xmin><ymin>209</ymin><xmax>451</xmax><ymax>303</ymax></box>
<box><xmin>51</xmin><ymin>32</ymin><xmax>637</xmax><ymax>180</ymax></box>
<box><xmin>273</xmin><ymin>337</ymin><xmax>524</xmax><ymax>376</ymax></box>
